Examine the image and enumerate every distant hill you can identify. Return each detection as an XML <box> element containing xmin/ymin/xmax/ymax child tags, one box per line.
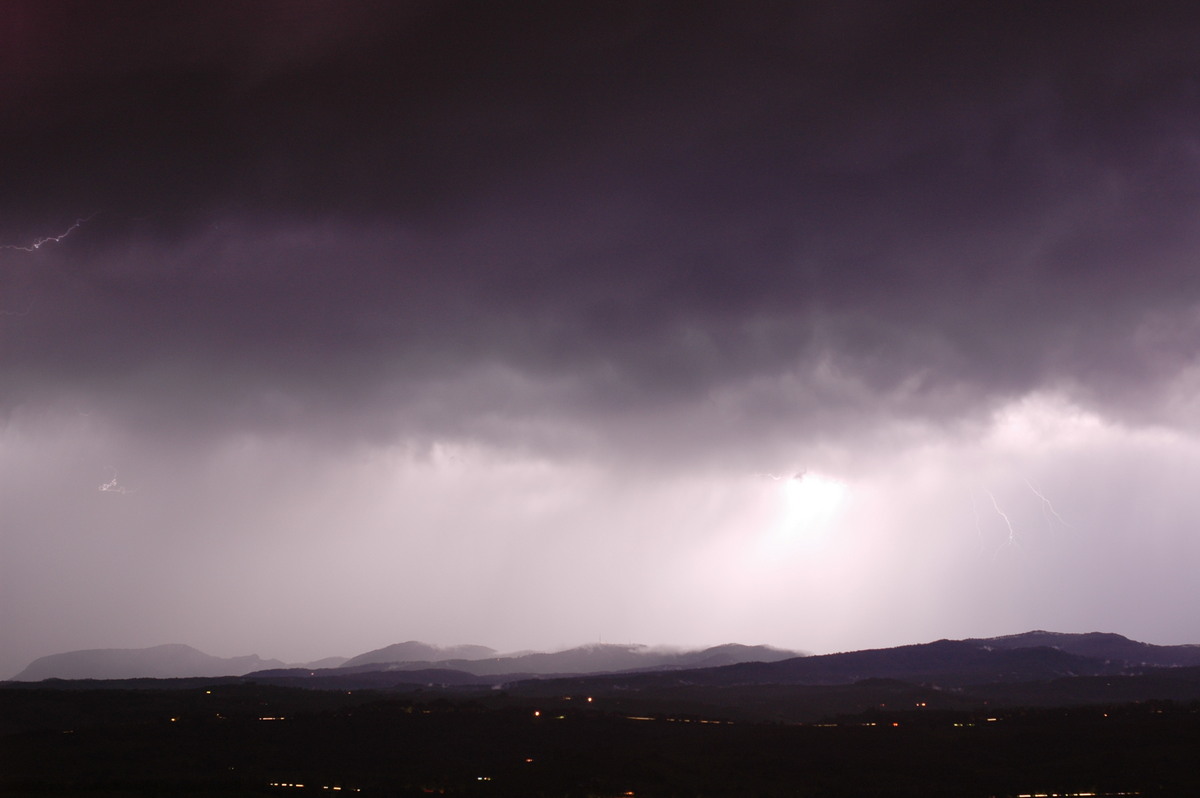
<box><xmin>17</xmin><ymin>632</ymin><xmax>1194</xmax><ymax>686</ymax></box>
<box><xmin>732</xmin><ymin>631</ymin><xmax>1200</xmax><ymax>687</ymax></box>
<box><xmin>288</xmin><ymin>642</ymin><xmax>802</xmax><ymax>681</ymax></box>
<box><xmin>341</xmin><ymin>641</ymin><xmax>498</xmax><ymax>669</ymax></box>
<box><xmin>505</xmin><ymin>632</ymin><xmax>1200</xmax><ymax>699</ymax></box>
<box><xmin>711</xmin><ymin>638</ymin><xmax>1119</xmax><ymax>687</ymax></box>
<box><xmin>11</xmin><ymin>644</ymin><xmax>284</xmax><ymax>681</ymax></box>
<box><xmin>10</xmin><ymin>640</ymin><xmax>800</xmax><ymax>683</ymax></box>
<box><xmin>299</xmin><ymin>656</ymin><xmax>349</xmax><ymax>670</ymax></box>
<box><xmin>968</xmin><ymin>630</ymin><xmax>1200</xmax><ymax>668</ymax></box>
<box><xmin>249</xmin><ymin>639</ymin><xmax>1140</xmax><ymax>695</ymax></box>
<box><xmin>15</xmin><ymin>632</ymin><xmax>1200</xmax><ymax>728</ymax></box>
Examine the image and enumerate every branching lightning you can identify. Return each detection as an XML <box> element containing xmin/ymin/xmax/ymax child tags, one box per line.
<box><xmin>1</xmin><ymin>214</ymin><xmax>96</xmax><ymax>252</ymax></box>
<box><xmin>1025</xmin><ymin>478</ymin><xmax>1072</xmax><ymax>530</ymax></box>
<box><xmin>972</xmin><ymin>479</ymin><xmax>1070</xmax><ymax>559</ymax></box>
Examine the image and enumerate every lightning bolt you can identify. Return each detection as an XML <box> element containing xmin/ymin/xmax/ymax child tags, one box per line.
<box><xmin>985</xmin><ymin>489</ymin><xmax>1019</xmax><ymax>554</ymax></box>
<box><xmin>1025</xmin><ymin>479</ymin><xmax>1072</xmax><ymax>530</ymax></box>
<box><xmin>1</xmin><ymin>214</ymin><xmax>96</xmax><ymax>252</ymax></box>
<box><xmin>99</xmin><ymin>474</ymin><xmax>136</xmax><ymax>495</ymax></box>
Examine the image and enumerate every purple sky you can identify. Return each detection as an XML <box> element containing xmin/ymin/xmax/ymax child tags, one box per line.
<box><xmin>4</xmin><ymin>1</ymin><xmax>1200</xmax><ymax>677</ymax></box>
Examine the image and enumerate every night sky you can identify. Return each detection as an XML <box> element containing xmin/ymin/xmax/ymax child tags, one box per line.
<box><xmin>4</xmin><ymin>1</ymin><xmax>1200</xmax><ymax>677</ymax></box>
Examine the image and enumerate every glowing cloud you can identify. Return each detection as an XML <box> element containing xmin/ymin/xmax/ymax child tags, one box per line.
<box><xmin>758</xmin><ymin>472</ymin><xmax>850</xmax><ymax>557</ymax></box>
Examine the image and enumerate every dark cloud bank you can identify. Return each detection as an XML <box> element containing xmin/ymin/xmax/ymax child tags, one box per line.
<box><xmin>3</xmin><ymin>2</ymin><xmax>1200</xmax><ymax>676</ymax></box>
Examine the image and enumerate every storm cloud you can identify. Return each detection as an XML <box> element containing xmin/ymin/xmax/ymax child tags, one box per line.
<box><xmin>3</xmin><ymin>1</ymin><xmax>1200</xmax><ymax>676</ymax></box>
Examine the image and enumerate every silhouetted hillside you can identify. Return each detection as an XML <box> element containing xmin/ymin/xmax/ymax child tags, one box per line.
<box><xmin>341</xmin><ymin>641</ymin><xmax>497</xmax><ymax>668</ymax></box>
<box><xmin>11</xmin><ymin>644</ymin><xmax>284</xmax><ymax>681</ymax></box>
<box><xmin>16</xmin><ymin>632</ymin><xmax>1200</xmax><ymax>686</ymax></box>
<box><xmin>971</xmin><ymin>630</ymin><xmax>1200</xmax><ymax>667</ymax></box>
<box><xmin>335</xmin><ymin>642</ymin><xmax>801</xmax><ymax>677</ymax></box>
<box><xmin>245</xmin><ymin>667</ymin><xmax>511</xmax><ymax>690</ymax></box>
<box><xmin>706</xmin><ymin>639</ymin><xmax>1123</xmax><ymax>687</ymax></box>
<box><xmin>498</xmin><ymin>636</ymin><xmax>1180</xmax><ymax>703</ymax></box>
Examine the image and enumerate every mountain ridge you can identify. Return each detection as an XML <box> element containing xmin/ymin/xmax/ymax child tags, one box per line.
<box><xmin>10</xmin><ymin>644</ymin><xmax>285</xmax><ymax>681</ymax></box>
<box><xmin>503</xmin><ymin>632</ymin><xmax>1200</xmax><ymax>699</ymax></box>
<box><xmin>8</xmin><ymin>640</ymin><xmax>801</xmax><ymax>682</ymax></box>
<box><xmin>13</xmin><ymin>631</ymin><xmax>1199</xmax><ymax>683</ymax></box>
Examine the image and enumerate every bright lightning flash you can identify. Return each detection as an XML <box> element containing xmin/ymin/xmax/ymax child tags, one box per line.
<box><xmin>1</xmin><ymin>215</ymin><xmax>96</xmax><ymax>252</ymax></box>
<box><xmin>759</xmin><ymin>472</ymin><xmax>848</xmax><ymax>555</ymax></box>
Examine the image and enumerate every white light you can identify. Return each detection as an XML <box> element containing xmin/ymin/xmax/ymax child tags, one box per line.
<box><xmin>758</xmin><ymin>472</ymin><xmax>850</xmax><ymax>556</ymax></box>
<box><xmin>0</xmin><ymin>215</ymin><xmax>95</xmax><ymax>252</ymax></box>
